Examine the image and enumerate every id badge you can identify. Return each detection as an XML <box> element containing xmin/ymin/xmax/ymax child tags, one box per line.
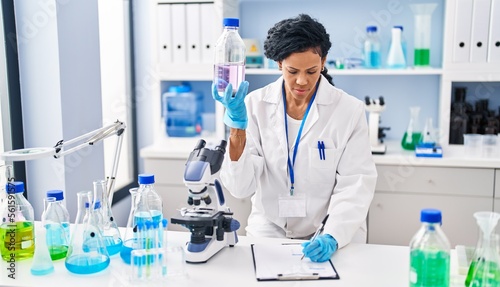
<box><xmin>278</xmin><ymin>194</ymin><xmax>306</xmax><ymax>217</ymax></box>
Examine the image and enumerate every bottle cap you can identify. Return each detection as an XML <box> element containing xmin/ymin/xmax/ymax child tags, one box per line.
<box><xmin>394</xmin><ymin>25</ymin><xmax>403</xmax><ymax>31</ymax></box>
<box><xmin>5</xmin><ymin>181</ymin><xmax>24</xmax><ymax>194</ymax></box>
<box><xmin>168</xmin><ymin>84</ymin><xmax>191</xmax><ymax>93</ymax></box>
<box><xmin>420</xmin><ymin>209</ymin><xmax>442</xmax><ymax>223</ymax></box>
<box><xmin>366</xmin><ymin>26</ymin><xmax>377</xmax><ymax>32</ymax></box>
<box><xmin>47</xmin><ymin>190</ymin><xmax>64</xmax><ymax>201</ymax></box>
<box><xmin>223</xmin><ymin>18</ymin><xmax>239</xmax><ymax>27</ymax></box>
<box><xmin>138</xmin><ymin>174</ymin><xmax>155</xmax><ymax>184</ymax></box>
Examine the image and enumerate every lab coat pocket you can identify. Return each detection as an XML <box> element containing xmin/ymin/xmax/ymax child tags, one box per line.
<box><xmin>307</xmin><ymin>145</ymin><xmax>338</xmax><ymax>184</ymax></box>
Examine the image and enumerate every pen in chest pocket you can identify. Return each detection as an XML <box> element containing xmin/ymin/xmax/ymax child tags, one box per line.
<box><xmin>317</xmin><ymin>141</ymin><xmax>326</xmax><ymax>160</ymax></box>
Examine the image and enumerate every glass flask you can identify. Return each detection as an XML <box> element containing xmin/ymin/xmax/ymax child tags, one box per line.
<box><xmin>409</xmin><ymin>209</ymin><xmax>450</xmax><ymax>287</ymax></box>
<box><xmin>93</xmin><ymin>179</ymin><xmax>122</xmax><ymax>256</ymax></box>
<box><xmin>65</xmin><ymin>191</ymin><xmax>110</xmax><ymax>274</ymax></box>
<box><xmin>465</xmin><ymin>211</ymin><xmax>500</xmax><ymax>287</ymax></box>
<box><xmin>120</xmin><ymin>174</ymin><xmax>163</xmax><ymax>264</ymax></box>
<box><xmin>0</xmin><ymin>181</ymin><xmax>35</xmax><ymax>261</ymax></box>
<box><xmin>402</xmin><ymin>106</ymin><xmax>423</xmax><ymax>150</ymax></box>
<box><xmin>386</xmin><ymin>26</ymin><xmax>406</xmax><ymax>69</ymax></box>
<box><xmin>30</xmin><ymin>226</ymin><xmax>54</xmax><ymax>276</ymax></box>
<box><xmin>42</xmin><ymin>196</ymin><xmax>69</xmax><ymax>260</ymax></box>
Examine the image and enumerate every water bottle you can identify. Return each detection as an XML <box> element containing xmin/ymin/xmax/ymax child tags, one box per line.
<box><xmin>0</xmin><ymin>181</ymin><xmax>35</xmax><ymax>261</ymax></box>
<box><xmin>213</xmin><ymin>17</ymin><xmax>246</xmax><ymax>96</ymax></box>
<box><xmin>43</xmin><ymin>190</ymin><xmax>71</xmax><ymax>260</ymax></box>
<box><xmin>363</xmin><ymin>26</ymin><xmax>381</xmax><ymax>69</ymax></box>
<box><xmin>409</xmin><ymin>209</ymin><xmax>450</xmax><ymax>287</ymax></box>
<box><xmin>386</xmin><ymin>26</ymin><xmax>406</xmax><ymax>69</ymax></box>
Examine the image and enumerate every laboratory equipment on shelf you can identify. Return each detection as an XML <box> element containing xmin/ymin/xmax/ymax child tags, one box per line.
<box><xmin>0</xmin><ymin>181</ymin><xmax>35</xmax><ymax>261</ymax></box>
<box><xmin>415</xmin><ymin>117</ymin><xmax>443</xmax><ymax>158</ymax></box>
<box><xmin>42</xmin><ymin>195</ymin><xmax>70</xmax><ymax>260</ymax></box>
<box><xmin>409</xmin><ymin>209</ymin><xmax>450</xmax><ymax>287</ymax></box>
<box><xmin>30</xmin><ymin>227</ymin><xmax>54</xmax><ymax>276</ymax></box>
<box><xmin>364</xmin><ymin>96</ymin><xmax>390</xmax><ymax>154</ymax></box>
<box><xmin>410</xmin><ymin>3</ymin><xmax>437</xmax><ymax>67</ymax></box>
<box><xmin>120</xmin><ymin>174</ymin><xmax>163</xmax><ymax>264</ymax></box>
<box><xmin>402</xmin><ymin>106</ymin><xmax>422</xmax><ymax>150</ymax></box>
<box><xmin>93</xmin><ymin>179</ymin><xmax>122</xmax><ymax>256</ymax></box>
<box><xmin>162</xmin><ymin>84</ymin><xmax>203</xmax><ymax>137</ymax></box>
<box><xmin>213</xmin><ymin>17</ymin><xmax>246</xmax><ymax>96</ymax></box>
<box><xmin>65</xmin><ymin>191</ymin><xmax>110</xmax><ymax>274</ymax></box>
<box><xmin>363</xmin><ymin>26</ymin><xmax>381</xmax><ymax>69</ymax></box>
<box><xmin>465</xmin><ymin>211</ymin><xmax>500</xmax><ymax>287</ymax></box>
<box><xmin>170</xmin><ymin>139</ymin><xmax>240</xmax><ymax>263</ymax></box>
<box><xmin>386</xmin><ymin>26</ymin><xmax>406</xmax><ymax>69</ymax></box>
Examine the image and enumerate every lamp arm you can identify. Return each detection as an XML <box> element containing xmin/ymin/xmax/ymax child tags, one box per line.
<box><xmin>107</xmin><ymin>129</ymin><xmax>124</xmax><ymax>204</ymax></box>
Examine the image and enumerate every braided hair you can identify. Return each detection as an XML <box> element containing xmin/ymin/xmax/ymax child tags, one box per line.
<box><xmin>263</xmin><ymin>14</ymin><xmax>334</xmax><ymax>86</ymax></box>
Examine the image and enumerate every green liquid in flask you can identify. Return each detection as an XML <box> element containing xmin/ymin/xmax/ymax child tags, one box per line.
<box><xmin>48</xmin><ymin>245</ymin><xmax>68</xmax><ymax>260</ymax></box>
<box><xmin>402</xmin><ymin>132</ymin><xmax>422</xmax><ymax>150</ymax></box>
<box><xmin>414</xmin><ymin>49</ymin><xmax>430</xmax><ymax>67</ymax></box>
<box><xmin>410</xmin><ymin>249</ymin><xmax>450</xmax><ymax>287</ymax></box>
<box><xmin>465</xmin><ymin>260</ymin><xmax>500</xmax><ymax>287</ymax></box>
<box><xmin>0</xmin><ymin>222</ymin><xmax>35</xmax><ymax>261</ymax></box>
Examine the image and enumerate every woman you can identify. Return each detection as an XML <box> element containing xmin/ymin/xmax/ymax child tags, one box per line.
<box><xmin>213</xmin><ymin>14</ymin><xmax>377</xmax><ymax>262</ymax></box>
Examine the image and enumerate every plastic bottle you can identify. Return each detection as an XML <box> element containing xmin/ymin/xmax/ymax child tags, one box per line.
<box><xmin>363</xmin><ymin>26</ymin><xmax>381</xmax><ymax>69</ymax></box>
<box><xmin>43</xmin><ymin>190</ymin><xmax>70</xmax><ymax>260</ymax></box>
<box><xmin>213</xmin><ymin>17</ymin><xmax>246</xmax><ymax>96</ymax></box>
<box><xmin>0</xmin><ymin>181</ymin><xmax>35</xmax><ymax>261</ymax></box>
<box><xmin>386</xmin><ymin>26</ymin><xmax>406</xmax><ymax>69</ymax></box>
<box><xmin>409</xmin><ymin>209</ymin><xmax>450</xmax><ymax>287</ymax></box>
<box><xmin>120</xmin><ymin>174</ymin><xmax>163</xmax><ymax>264</ymax></box>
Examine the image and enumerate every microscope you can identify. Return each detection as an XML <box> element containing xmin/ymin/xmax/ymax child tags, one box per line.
<box><xmin>365</xmin><ymin>96</ymin><xmax>390</xmax><ymax>154</ymax></box>
<box><xmin>170</xmin><ymin>139</ymin><xmax>240</xmax><ymax>263</ymax></box>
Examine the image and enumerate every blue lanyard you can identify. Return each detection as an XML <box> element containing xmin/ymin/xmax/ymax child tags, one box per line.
<box><xmin>283</xmin><ymin>81</ymin><xmax>319</xmax><ymax>196</ymax></box>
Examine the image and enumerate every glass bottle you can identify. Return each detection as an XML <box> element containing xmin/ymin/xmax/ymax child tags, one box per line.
<box><xmin>363</xmin><ymin>26</ymin><xmax>381</xmax><ymax>69</ymax></box>
<box><xmin>402</xmin><ymin>106</ymin><xmax>423</xmax><ymax>150</ymax></box>
<box><xmin>42</xmin><ymin>196</ymin><xmax>69</xmax><ymax>260</ymax></box>
<box><xmin>386</xmin><ymin>26</ymin><xmax>406</xmax><ymax>69</ymax></box>
<box><xmin>409</xmin><ymin>209</ymin><xmax>450</xmax><ymax>287</ymax></box>
<box><xmin>65</xmin><ymin>191</ymin><xmax>110</xmax><ymax>274</ymax></box>
<box><xmin>0</xmin><ymin>181</ymin><xmax>35</xmax><ymax>261</ymax></box>
<box><xmin>93</xmin><ymin>179</ymin><xmax>122</xmax><ymax>256</ymax></box>
<box><xmin>213</xmin><ymin>17</ymin><xmax>246</xmax><ymax>96</ymax></box>
<box><xmin>465</xmin><ymin>211</ymin><xmax>500</xmax><ymax>287</ymax></box>
<box><xmin>120</xmin><ymin>174</ymin><xmax>163</xmax><ymax>264</ymax></box>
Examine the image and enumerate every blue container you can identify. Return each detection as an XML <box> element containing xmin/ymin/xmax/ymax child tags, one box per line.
<box><xmin>163</xmin><ymin>85</ymin><xmax>203</xmax><ymax>137</ymax></box>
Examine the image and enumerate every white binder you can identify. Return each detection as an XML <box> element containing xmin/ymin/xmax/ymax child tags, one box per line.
<box><xmin>488</xmin><ymin>0</ymin><xmax>500</xmax><ymax>62</ymax></box>
<box><xmin>171</xmin><ymin>3</ymin><xmax>187</xmax><ymax>63</ymax></box>
<box><xmin>186</xmin><ymin>4</ymin><xmax>201</xmax><ymax>63</ymax></box>
<box><xmin>200</xmin><ymin>3</ymin><xmax>217</xmax><ymax>64</ymax></box>
<box><xmin>158</xmin><ymin>4</ymin><xmax>173</xmax><ymax>64</ymax></box>
<box><xmin>470</xmin><ymin>0</ymin><xmax>492</xmax><ymax>62</ymax></box>
<box><xmin>452</xmin><ymin>0</ymin><xmax>474</xmax><ymax>62</ymax></box>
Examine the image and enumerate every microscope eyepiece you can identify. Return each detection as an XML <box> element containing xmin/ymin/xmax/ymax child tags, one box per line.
<box><xmin>215</xmin><ymin>140</ymin><xmax>227</xmax><ymax>154</ymax></box>
<box><xmin>194</xmin><ymin>139</ymin><xmax>206</xmax><ymax>150</ymax></box>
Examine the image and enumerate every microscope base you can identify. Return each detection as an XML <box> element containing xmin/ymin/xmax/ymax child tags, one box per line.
<box><xmin>185</xmin><ymin>231</ymin><xmax>238</xmax><ymax>263</ymax></box>
<box><xmin>371</xmin><ymin>144</ymin><xmax>387</xmax><ymax>155</ymax></box>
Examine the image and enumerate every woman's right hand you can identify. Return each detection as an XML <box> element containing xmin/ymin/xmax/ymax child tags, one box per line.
<box><xmin>212</xmin><ymin>81</ymin><xmax>249</xmax><ymax>130</ymax></box>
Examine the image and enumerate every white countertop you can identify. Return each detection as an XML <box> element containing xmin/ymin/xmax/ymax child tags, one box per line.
<box><xmin>0</xmin><ymin>229</ymin><xmax>466</xmax><ymax>287</ymax></box>
<box><xmin>140</xmin><ymin>138</ymin><xmax>500</xmax><ymax>169</ymax></box>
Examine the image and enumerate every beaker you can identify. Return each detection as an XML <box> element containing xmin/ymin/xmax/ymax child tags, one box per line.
<box><xmin>93</xmin><ymin>179</ymin><xmax>122</xmax><ymax>256</ymax></box>
<box><xmin>65</xmin><ymin>191</ymin><xmax>110</xmax><ymax>274</ymax></box>
<box><xmin>401</xmin><ymin>106</ymin><xmax>422</xmax><ymax>150</ymax></box>
<box><xmin>410</xmin><ymin>3</ymin><xmax>437</xmax><ymax>67</ymax></box>
<box><xmin>465</xmin><ymin>211</ymin><xmax>500</xmax><ymax>287</ymax></box>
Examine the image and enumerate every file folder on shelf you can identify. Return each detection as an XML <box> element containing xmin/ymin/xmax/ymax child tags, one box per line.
<box><xmin>488</xmin><ymin>0</ymin><xmax>500</xmax><ymax>62</ymax></box>
<box><xmin>200</xmin><ymin>3</ymin><xmax>217</xmax><ymax>64</ymax></box>
<box><xmin>470</xmin><ymin>0</ymin><xmax>492</xmax><ymax>63</ymax></box>
<box><xmin>171</xmin><ymin>3</ymin><xmax>187</xmax><ymax>63</ymax></box>
<box><xmin>158</xmin><ymin>4</ymin><xmax>173</xmax><ymax>64</ymax></box>
<box><xmin>186</xmin><ymin>3</ymin><xmax>201</xmax><ymax>63</ymax></box>
<box><xmin>452</xmin><ymin>0</ymin><xmax>474</xmax><ymax>62</ymax></box>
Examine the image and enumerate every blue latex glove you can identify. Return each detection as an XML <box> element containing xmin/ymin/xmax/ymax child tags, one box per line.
<box><xmin>301</xmin><ymin>234</ymin><xmax>338</xmax><ymax>262</ymax></box>
<box><xmin>212</xmin><ymin>81</ymin><xmax>249</xmax><ymax>130</ymax></box>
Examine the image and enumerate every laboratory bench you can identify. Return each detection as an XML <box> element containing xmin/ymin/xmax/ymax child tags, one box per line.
<box><xmin>0</xmin><ymin>229</ymin><xmax>467</xmax><ymax>287</ymax></box>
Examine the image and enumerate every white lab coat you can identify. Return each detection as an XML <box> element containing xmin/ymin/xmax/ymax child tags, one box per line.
<box><xmin>220</xmin><ymin>75</ymin><xmax>377</xmax><ymax>248</ymax></box>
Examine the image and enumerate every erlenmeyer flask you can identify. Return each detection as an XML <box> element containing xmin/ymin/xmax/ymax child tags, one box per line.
<box><xmin>30</xmin><ymin>227</ymin><xmax>54</xmax><ymax>276</ymax></box>
<box><xmin>65</xmin><ymin>191</ymin><xmax>110</xmax><ymax>274</ymax></box>
<box><xmin>402</xmin><ymin>106</ymin><xmax>422</xmax><ymax>150</ymax></box>
<box><xmin>93</xmin><ymin>179</ymin><xmax>122</xmax><ymax>256</ymax></box>
<box><xmin>465</xmin><ymin>211</ymin><xmax>500</xmax><ymax>287</ymax></box>
<box><xmin>42</xmin><ymin>197</ymin><xmax>69</xmax><ymax>260</ymax></box>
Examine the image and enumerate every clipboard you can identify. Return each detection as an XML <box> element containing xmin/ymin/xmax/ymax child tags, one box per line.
<box><xmin>251</xmin><ymin>243</ymin><xmax>339</xmax><ymax>281</ymax></box>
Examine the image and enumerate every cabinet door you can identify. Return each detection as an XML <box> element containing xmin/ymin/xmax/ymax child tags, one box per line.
<box><xmin>368</xmin><ymin>193</ymin><xmax>491</xmax><ymax>247</ymax></box>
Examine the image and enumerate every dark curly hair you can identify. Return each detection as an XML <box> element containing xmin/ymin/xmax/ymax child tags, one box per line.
<box><xmin>264</xmin><ymin>14</ymin><xmax>333</xmax><ymax>85</ymax></box>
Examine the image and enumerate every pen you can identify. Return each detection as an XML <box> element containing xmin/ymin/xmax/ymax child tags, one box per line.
<box><xmin>317</xmin><ymin>141</ymin><xmax>323</xmax><ymax>160</ymax></box>
<box><xmin>301</xmin><ymin>214</ymin><xmax>329</xmax><ymax>260</ymax></box>
<box><xmin>320</xmin><ymin>141</ymin><xmax>326</xmax><ymax>160</ymax></box>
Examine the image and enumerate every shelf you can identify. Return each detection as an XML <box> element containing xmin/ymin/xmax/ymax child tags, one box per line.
<box><xmin>246</xmin><ymin>68</ymin><xmax>444</xmax><ymax>76</ymax></box>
